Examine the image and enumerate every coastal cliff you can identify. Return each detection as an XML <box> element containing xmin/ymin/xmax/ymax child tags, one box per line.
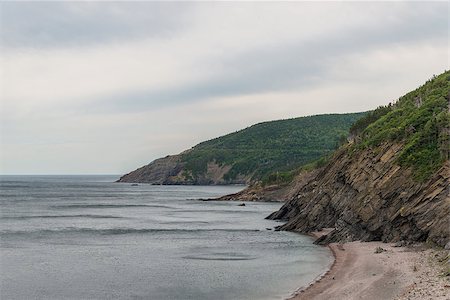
<box><xmin>267</xmin><ymin>144</ymin><xmax>449</xmax><ymax>247</ymax></box>
<box><xmin>267</xmin><ymin>71</ymin><xmax>450</xmax><ymax>247</ymax></box>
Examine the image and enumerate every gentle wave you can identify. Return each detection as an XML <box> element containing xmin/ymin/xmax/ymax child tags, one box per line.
<box><xmin>183</xmin><ymin>252</ymin><xmax>257</xmax><ymax>261</ymax></box>
<box><xmin>50</xmin><ymin>204</ymin><xmax>174</xmax><ymax>209</ymax></box>
<box><xmin>177</xmin><ymin>209</ymin><xmax>259</xmax><ymax>214</ymax></box>
<box><xmin>159</xmin><ymin>221</ymin><xmax>211</xmax><ymax>225</ymax></box>
<box><xmin>1</xmin><ymin>227</ymin><xmax>261</xmax><ymax>236</ymax></box>
<box><xmin>2</xmin><ymin>215</ymin><xmax>123</xmax><ymax>220</ymax></box>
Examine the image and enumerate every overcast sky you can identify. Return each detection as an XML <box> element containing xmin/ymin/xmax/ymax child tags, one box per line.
<box><xmin>0</xmin><ymin>1</ymin><xmax>448</xmax><ymax>175</ymax></box>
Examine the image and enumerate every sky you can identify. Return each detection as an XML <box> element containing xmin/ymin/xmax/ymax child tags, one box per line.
<box><xmin>0</xmin><ymin>1</ymin><xmax>448</xmax><ymax>175</ymax></box>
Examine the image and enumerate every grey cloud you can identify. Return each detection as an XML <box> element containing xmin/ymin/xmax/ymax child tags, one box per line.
<box><xmin>0</xmin><ymin>2</ymin><xmax>193</xmax><ymax>48</ymax></box>
<box><xmin>87</xmin><ymin>3</ymin><xmax>448</xmax><ymax>113</ymax></box>
<box><xmin>2</xmin><ymin>2</ymin><xmax>447</xmax><ymax>113</ymax></box>
<box><xmin>1</xmin><ymin>1</ymin><xmax>448</xmax><ymax>174</ymax></box>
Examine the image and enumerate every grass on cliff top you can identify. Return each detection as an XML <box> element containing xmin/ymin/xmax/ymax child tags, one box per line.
<box><xmin>181</xmin><ymin>113</ymin><xmax>366</xmax><ymax>182</ymax></box>
<box><xmin>352</xmin><ymin>70</ymin><xmax>450</xmax><ymax>181</ymax></box>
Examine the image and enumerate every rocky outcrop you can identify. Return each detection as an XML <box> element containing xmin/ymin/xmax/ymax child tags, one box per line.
<box><xmin>267</xmin><ymin>143</ymin><xmax>450</xmax><ymax>247</ymax></box>
<box><xmin>210</xmin><ymin>169</ymin><xmax>321</xmax><ymax>202</ymax></box>
<box><xmin>210</xmin><ymin>184</ymin><xmax>289</xmax><ymax>202</ymax></box>
<box><xmin>117</xmin><ymin>154</ymin><xmax>186</xmax><ymax>184</ymax></box>
<box><xmin>117</xmin><ymin>155</ymin><xmax>249</xmax><ymax>185</ymax></box>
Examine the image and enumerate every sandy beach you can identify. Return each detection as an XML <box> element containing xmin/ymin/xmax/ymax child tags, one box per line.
<box><xmin>290</xmin><ymin>231</ymin><xmax>449</xmax><ymax>300</ymax></box>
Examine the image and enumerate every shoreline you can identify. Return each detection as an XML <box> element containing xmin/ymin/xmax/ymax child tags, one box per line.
<box><xmin>288</xmin><ymin>230</ymin><xmax>449</xmax><ymax>300</ymax></box>
<box><xmin>288</xmin><ymin>241</ymin><xmax>337</xmax><ymax>299</ymax></box>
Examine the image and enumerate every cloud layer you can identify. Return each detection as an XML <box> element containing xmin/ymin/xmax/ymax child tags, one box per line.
<box><xmin>0</xmin><ymin>2</ymin><xmax>448</xmax><ymax>174</ymax></box>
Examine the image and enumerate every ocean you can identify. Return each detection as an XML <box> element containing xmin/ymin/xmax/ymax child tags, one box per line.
<box><xmin>0</xmin><ymin>175</ymin><xmax>332</xmax><ymax>300</ymax></box>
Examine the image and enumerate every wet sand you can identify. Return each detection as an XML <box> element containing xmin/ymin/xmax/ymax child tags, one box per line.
<box><xmin>289</xmin><ymin>231</ymin><xmax>449</xmax><ymax>300</ymax></box>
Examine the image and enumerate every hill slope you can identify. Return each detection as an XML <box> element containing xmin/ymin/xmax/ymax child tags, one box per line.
<box><xmin>268</xmin><ymin>70</ymin><xmax>450</xmax><ymax>247</ymax></box>
<box><xmin>118</xmin><ymin>113</ymin><xmax>365</xmax><ymax>184</ymax></box>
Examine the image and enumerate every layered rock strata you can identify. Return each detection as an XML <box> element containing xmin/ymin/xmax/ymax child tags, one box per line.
<box><xmin>267</xmin><ymin>143</ymin><xmax>449</xmax><ymax>247</ymax></box>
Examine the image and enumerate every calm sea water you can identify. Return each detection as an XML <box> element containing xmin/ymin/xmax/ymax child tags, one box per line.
<box><xmin>0</xmin><ymin>175</ymin><xmax>332</xmax><ymax>300</ymax></box>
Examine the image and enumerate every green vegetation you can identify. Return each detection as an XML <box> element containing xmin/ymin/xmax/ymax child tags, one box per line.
<box><xmin>349</xmin><ymin>105</ymin><xmax>393</xmax><ymax>137</ymax></box>
<box><xmin>179</xmin><ymin>71</ymin><xmax>449</xmax><ymax>184</ymax></box>
<box><xmin>181</xmin><ymin>113</ymin><xmax>366</xmax><ymax>183</ymax></box>
<box><xmin>261</xmin><ymin>169</ymin><xmax>297</xmax><ymax>186</ymax></box>
<box><xmin>354</xmin><ymin>70</ymin><xmax>450</xmax><ymax>180</ymax></box>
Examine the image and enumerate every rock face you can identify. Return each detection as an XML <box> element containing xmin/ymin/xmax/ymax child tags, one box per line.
<box><xmin>117</xmin><ymin>154</ymin><xmax>249</xmax><ymax>185</ymax></box>
<box><xmin>267</xmin><ymin>143</ymin><xmax>450</xmax><ymax>247</ymax></box>
<box><xmin>117</xmin><ymin>155</ymin><xmax>185</xmax><ymax>184</ymax></box>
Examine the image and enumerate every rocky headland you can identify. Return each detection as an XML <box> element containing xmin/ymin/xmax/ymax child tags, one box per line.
<box><xmin>267</xmin><ymin>71</ymin><xmax>450</xmax><ymax>248</ymax></box>
<box><xmin>117</xmin><ymin>153</ymin><xmax>247</xmax><ymax>185</ymax></box>
<box><xmin>267</xmin><ymin>143</ymin><xmax>449</xmax><ymax>247</ymax></box>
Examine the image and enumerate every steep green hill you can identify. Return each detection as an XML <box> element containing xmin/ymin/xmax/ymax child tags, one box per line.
<box><xmin>118</xmin><ymin>112</ymin><xmax>366</xmax><ymax>184</ymax></box>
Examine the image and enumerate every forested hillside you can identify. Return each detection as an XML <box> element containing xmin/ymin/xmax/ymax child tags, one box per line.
<box><xmin>118</xmin><ymin>112</ymin><xmax>365</xmax><ymax>184</ymax></box>
<box><xmin>182</xmin><ymin>113</ymin><xmax>366</xmax><ymax>181</ymax></box>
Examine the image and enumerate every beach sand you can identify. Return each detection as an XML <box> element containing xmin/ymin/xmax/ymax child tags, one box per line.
<box><xmin>289</xmin><ymin>231</ymin><xmax>449</xmax><ymax>300</ymax></box>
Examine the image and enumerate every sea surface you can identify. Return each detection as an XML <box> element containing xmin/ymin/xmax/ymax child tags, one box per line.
<box><xmin>0</xmin><ymin>175</ymin><xmax>332</xmax><ymax>300</ymax></box>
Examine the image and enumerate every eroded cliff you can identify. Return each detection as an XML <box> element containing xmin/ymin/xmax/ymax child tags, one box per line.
<box><xmin>267</xmin><ymin>143</ymin><xmax>449</xmax><ymax>247</ymax></box>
